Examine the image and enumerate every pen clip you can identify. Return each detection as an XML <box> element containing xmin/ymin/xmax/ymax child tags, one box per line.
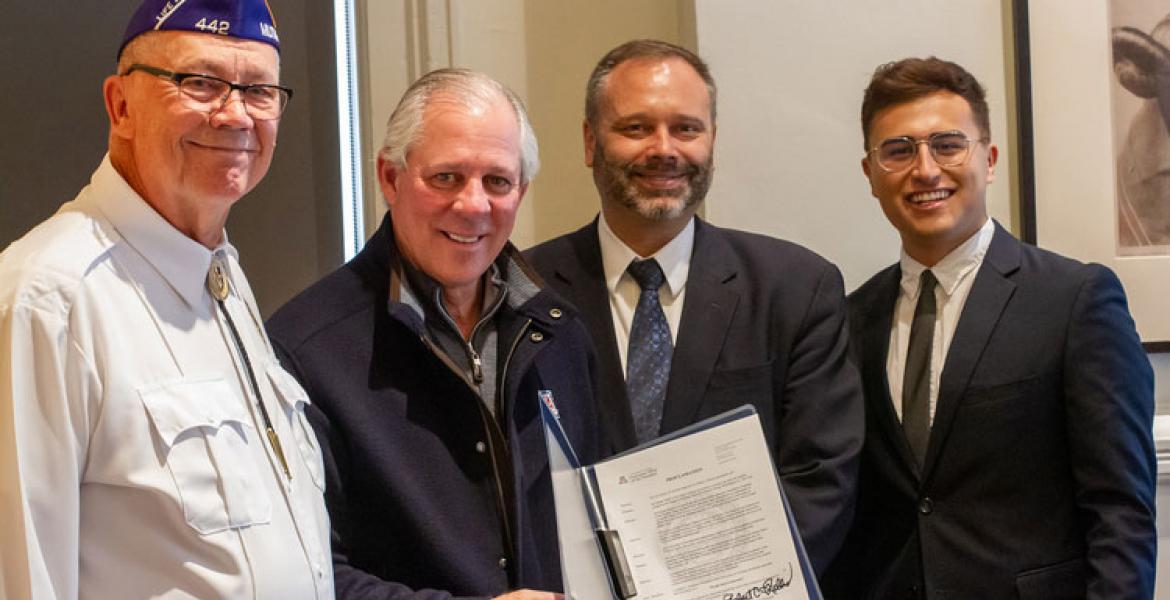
<box><xmin>596</xmin><ymin>528</ymin><xmax>637</xmax><ymax>599</ymax></box>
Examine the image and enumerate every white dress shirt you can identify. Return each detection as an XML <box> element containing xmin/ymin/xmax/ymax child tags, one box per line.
<box><xmin>0</xmin><ymin>156</ymin><xmax>333</xmax><ymax>599</ymax></box>
<box><xmin>597</xmin><ymin>213</ymin><xmax>694</xmax><ymax>373</ymax></box>
<box><xmin>886</xmin><ymin>217</ymin><xmax>995</xmax><ymax>424</ymax></box>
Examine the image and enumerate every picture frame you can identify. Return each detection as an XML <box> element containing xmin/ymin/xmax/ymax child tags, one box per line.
<box><xmin>1012</xmin><ymin>0</ymin><xmax>1170</xmax><ymax>351</ymax></box>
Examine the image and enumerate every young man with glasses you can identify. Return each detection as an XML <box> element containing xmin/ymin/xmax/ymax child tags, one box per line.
<box><xmin>0</xmin><ymin>1</ymin><xmax>332</xmax><ymax>598</ymax></box>
<box><xmin>822</xmin><ymin>57</ymin><xmax>1156</xmax><ymax>599</ymax></box>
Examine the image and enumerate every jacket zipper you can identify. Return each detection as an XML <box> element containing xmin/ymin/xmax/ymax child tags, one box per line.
<box><xmin>497</xmin><ymin>318</ymin><xmax>532</xmax><ymax>421</ymax></box>
<box><xmin>467</xmin><ymin>345</ymin><xmax>484</xmax><ymax>383</ymax></box>
<box><xmin>488</xmin><ymin>317</ymin><xmax>534</xmax><ymax>565</ymax></box>
<box><xmin>441</xmin><ymin>286</ymin><xmax>503</xmax><ymax>386</ymax></box>
<box><xmin>418</xmin><ymin>334</ymin><xmax>517</xmax><ymax>579</ymax></box>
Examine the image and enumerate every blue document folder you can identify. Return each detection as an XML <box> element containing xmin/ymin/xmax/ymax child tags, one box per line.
<box><xmin>541</xmin><ymin>400</ymin><xmax>821</xmax><ymax>600</ymax></box>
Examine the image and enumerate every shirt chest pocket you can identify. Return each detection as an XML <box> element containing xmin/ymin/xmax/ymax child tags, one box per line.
<box><xmin>140</xmin><ymin>377</ymin><xmax>272</xmax><ymax>534</ymax></box>
<box><xmin>266</xmin><ymin>365</ymin><xmax>327</xmax><ymax>492</ymax></box>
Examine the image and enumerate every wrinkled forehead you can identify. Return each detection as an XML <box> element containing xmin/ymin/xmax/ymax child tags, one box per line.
<box><xmin>426</xmin><ymin>88</ymin><xmax>518</xmax><ymax>127</ymax></box>
<box><xmin>129</xmin><ymin>30</ymin><xmax>280</xmax><ymax>79</ymax></box>
<box><xmin>867</xmin><ymin>91</ymin><xmax>980</xmax><ymax>144</ymax></box>
<box><xmin>427</xmin><ymin>91</ymin><xmax>509</xmax><ymax>120</ymax></box>
<box><xmin>412</xmin><ymin>93</ymin><xmax>522</xmax><ymax>160</ymax></box>
<box><xmin>599</xmin><ymin>57</ymin><xmax>712</xmax><ymax>118</ymax></box>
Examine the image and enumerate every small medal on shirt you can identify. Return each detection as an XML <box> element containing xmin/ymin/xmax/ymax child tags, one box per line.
<box><xmin>207</xmin><ymin>255</ymin><xmax>230</xmax><ymax>301</ymax></box>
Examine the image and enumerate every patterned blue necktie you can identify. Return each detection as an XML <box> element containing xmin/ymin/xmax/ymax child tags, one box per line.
<box><xmin>626</xmin><ymin>258</ymin><xmax>672</xmax><ymax>444</ymax></box>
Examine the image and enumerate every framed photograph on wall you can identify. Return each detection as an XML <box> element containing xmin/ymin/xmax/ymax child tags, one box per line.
<box><xmin>1013</xmin><ymin>0</ymin><xmax>1170</xmax><ymax>350</ymax></box>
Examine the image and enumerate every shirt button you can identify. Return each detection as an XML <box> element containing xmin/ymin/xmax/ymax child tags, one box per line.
<box><xmin>919</xmin><ymin>497</ymin><xmax>934</xmax><ymax>515</ymax></box>
<box><xmin>499</xmin><ymin>557</ymin><xmax>508</xmax><ymax>569</ymax></box>
<box><xmin>475</xmin><ymin>441</ymin><xmax>487</xmax><ymax>453</ymax></box>
<box><xmin>549</xmin><ymin>308</ymin><xmax>563</xmax><ymax>319</ymax></box>
<box><xmin>530</xmin><ymin>331</ymin><xmax>544</xmax><ymax>342</ymax></box>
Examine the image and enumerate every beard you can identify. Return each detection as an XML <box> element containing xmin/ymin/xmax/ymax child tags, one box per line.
<box><xmin>592</xmin><ymin>141</ymin><xmax>713</xmax><ymax>221</ymax></box>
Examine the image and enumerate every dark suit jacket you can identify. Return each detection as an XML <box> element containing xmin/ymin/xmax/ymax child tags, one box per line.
<box><xmin>525</xmin><ymin>216</ymin><xmax>864</xmax><ymax>575</ymax></box>
<box><xmin>823</xmin><ymin>223</ymin><xmax>1156</xmax><ymax>600</ymax></box>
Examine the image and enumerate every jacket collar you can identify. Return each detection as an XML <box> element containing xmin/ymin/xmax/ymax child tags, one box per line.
<box><xmin>365</xmin><ymin>212</ymin><xmax>578</xmax><ymax>333</ymax></box>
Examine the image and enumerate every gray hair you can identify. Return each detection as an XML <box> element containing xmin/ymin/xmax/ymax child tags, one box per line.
<box><xmin>116</xmin><ymin>32</ymin><xmax>168</xmax><ymax>73</ymax></box>
<box><xmin>378</xmin><ymin>68</ymin><xmax>540</xmax><ymax>184</ymax></box>
<box><xmin>585</xmin><ymin>39</ymin><xmax>717</xmax><ymax>131</ymax></box>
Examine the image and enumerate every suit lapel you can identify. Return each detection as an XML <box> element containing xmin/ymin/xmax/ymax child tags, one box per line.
<box><xmin>550</xmin><ymin>220</ymin><xmax>638</xmax><ymax>451</ymax></box>
<box><xmin>921</xmin><ymin>224</ymin><xmax>1020</xmax><ymax>481</ymax></box>
<box><xmin>660</xmin><ymin>219</ymin><xmax>739</xmax><ymax>434</ymax></box>
<box><xmin>858</xmin><ymin>265</ymin><xmax>922</xmax><ymax>481</ymax></box>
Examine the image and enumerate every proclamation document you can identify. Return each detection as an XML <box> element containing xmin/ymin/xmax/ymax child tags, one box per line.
<box><xmin>544</xmin><ymin>402</ymin><xmax>817</xmax><ymax>600</ymax></box>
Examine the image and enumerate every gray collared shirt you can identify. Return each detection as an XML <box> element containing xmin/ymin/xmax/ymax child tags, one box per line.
<box><xmin>399</xmin><ymin>259</ymin><xmax>508</xmax><ymax>415</ymax></box>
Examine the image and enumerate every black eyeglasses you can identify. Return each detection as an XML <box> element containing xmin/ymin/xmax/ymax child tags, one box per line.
<box><xmin>868</xmin><ymin>131</ymin><xmax>986</xmax><ymax>173</ymax></box>
<box><xmin>122</xmin><ymin>63</ymin><xmax>293</xmax><ymax>120</ymax></box>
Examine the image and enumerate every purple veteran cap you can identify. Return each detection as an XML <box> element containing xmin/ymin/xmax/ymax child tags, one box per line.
<box><xmin>118</xmin><ymin>0</ymin><xmax>281</xmax><ymax>58</ymax></box>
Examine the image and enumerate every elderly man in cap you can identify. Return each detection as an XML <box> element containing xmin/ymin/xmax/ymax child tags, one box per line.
<box><xmin>0</xmin><ymin>1</ymin><xmax>331</xmax><ymax>598</ymax></box>
<box><xmin>267</xmin><ymin>68</ymin><xmax>599</xmax><ymax>599</ymax></box>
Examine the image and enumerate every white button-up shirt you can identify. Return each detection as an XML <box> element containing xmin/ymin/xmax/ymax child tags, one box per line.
<box><xmin>886</xmin><ymin>217</ymin><xmax>994</xmax><ymax>424</ymax></box>
<box><xmin>598</xmin><ymin>213</ymin><xmax>694</xmax><ymax>373</ymax></box>
<box><xmin>0</xmin><ymin>156</ymin><xmax>333</xmax><ymax>599</ymax></box>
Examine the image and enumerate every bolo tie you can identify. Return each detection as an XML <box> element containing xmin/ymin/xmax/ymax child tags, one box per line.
<box><xmin>207</xmin><ymin>255</ymin><xmax>292</xmax><ymax>480</ymax></box>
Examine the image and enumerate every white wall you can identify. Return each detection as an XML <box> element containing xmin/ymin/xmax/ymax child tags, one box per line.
<box><xmin>693</xmin><ymin>0</ymin><xmax>1014</xmax><ymax>291</ymax></box>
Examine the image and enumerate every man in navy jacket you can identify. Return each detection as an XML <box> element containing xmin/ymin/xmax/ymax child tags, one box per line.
<box><xmin>268</xmin><ymin>68</ymin><xmax>600</xmax><ymax>599</ymax></box>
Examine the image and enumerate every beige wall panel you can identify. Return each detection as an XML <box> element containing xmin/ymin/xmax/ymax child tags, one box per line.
<box><xmin>523</xmin><ymin>0</ymin><xmax>688</xmax><ymax>244</ymax></box>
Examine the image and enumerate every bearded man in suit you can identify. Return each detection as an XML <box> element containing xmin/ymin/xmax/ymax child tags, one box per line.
<box><xmin>525</xmin><ymin>39</ymin><xmax>864</xmax><ymax>577</ymax></box>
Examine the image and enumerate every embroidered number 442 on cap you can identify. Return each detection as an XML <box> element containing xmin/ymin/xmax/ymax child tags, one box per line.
<box><xmin>194</xmin><ymin>18</ymin><xmax>230</xmax><ymax>34</ymax></box>
<box><xmin>118</xmin><ymin>0</ymin><xmax>282</xmax><ymax>58</ymax></box>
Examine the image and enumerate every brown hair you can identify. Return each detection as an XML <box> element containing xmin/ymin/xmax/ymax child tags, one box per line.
<box><xmin>585</xmin><ymin>39</ymin><xmax>716</xmax><ymax>129</ymax></box>
<box><xmin>860</xmin><ymin>57</ymin><xmax>990</xmax><ymax>149</ymax></box>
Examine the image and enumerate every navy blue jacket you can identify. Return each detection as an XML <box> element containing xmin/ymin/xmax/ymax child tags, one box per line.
<box><xmin>823</xmin><ymin>223</ymin><xmax>1156</xmax><ymax>599</ymax></box>
<box><xmin>268</xmin><ymin>215</ymin><xmax>601</xmax><ymax>599</ymax></box>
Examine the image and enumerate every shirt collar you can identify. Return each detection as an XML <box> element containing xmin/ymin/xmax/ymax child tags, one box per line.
<box><xmin>598</xmin><ymin>212</ymin><xmax>694</xmax><ymax>298</ymax></box>
<box><xmin>90</xmin><ymin>154</ymin><xmax>234</xmax><ymax>308</ymax></box>
<box><xmin>898</xmin><ymin>217</ymin><xmax>994</xmax><ymax>299</ymax></box>
<box><xmin>398</xmin><ymin>253</ymin><xmax>506</xmax><ymax>325</ymax></box>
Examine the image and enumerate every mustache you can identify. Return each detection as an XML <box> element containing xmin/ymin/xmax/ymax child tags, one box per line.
<box><xmin>626</xmin><ymin>159</ymin><xmax>699</xmax><ymax>178</ymax></box>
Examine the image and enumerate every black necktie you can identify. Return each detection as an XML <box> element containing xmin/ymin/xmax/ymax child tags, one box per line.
<box><xmin>626</xmin><ymin>259</ymin><xmax>672</xmax><ymax>444</ymax></box>
<box><xmin>902</xmin><ymin>269</ymin><xmax>937</xmax><ymax>468</ymax></box>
